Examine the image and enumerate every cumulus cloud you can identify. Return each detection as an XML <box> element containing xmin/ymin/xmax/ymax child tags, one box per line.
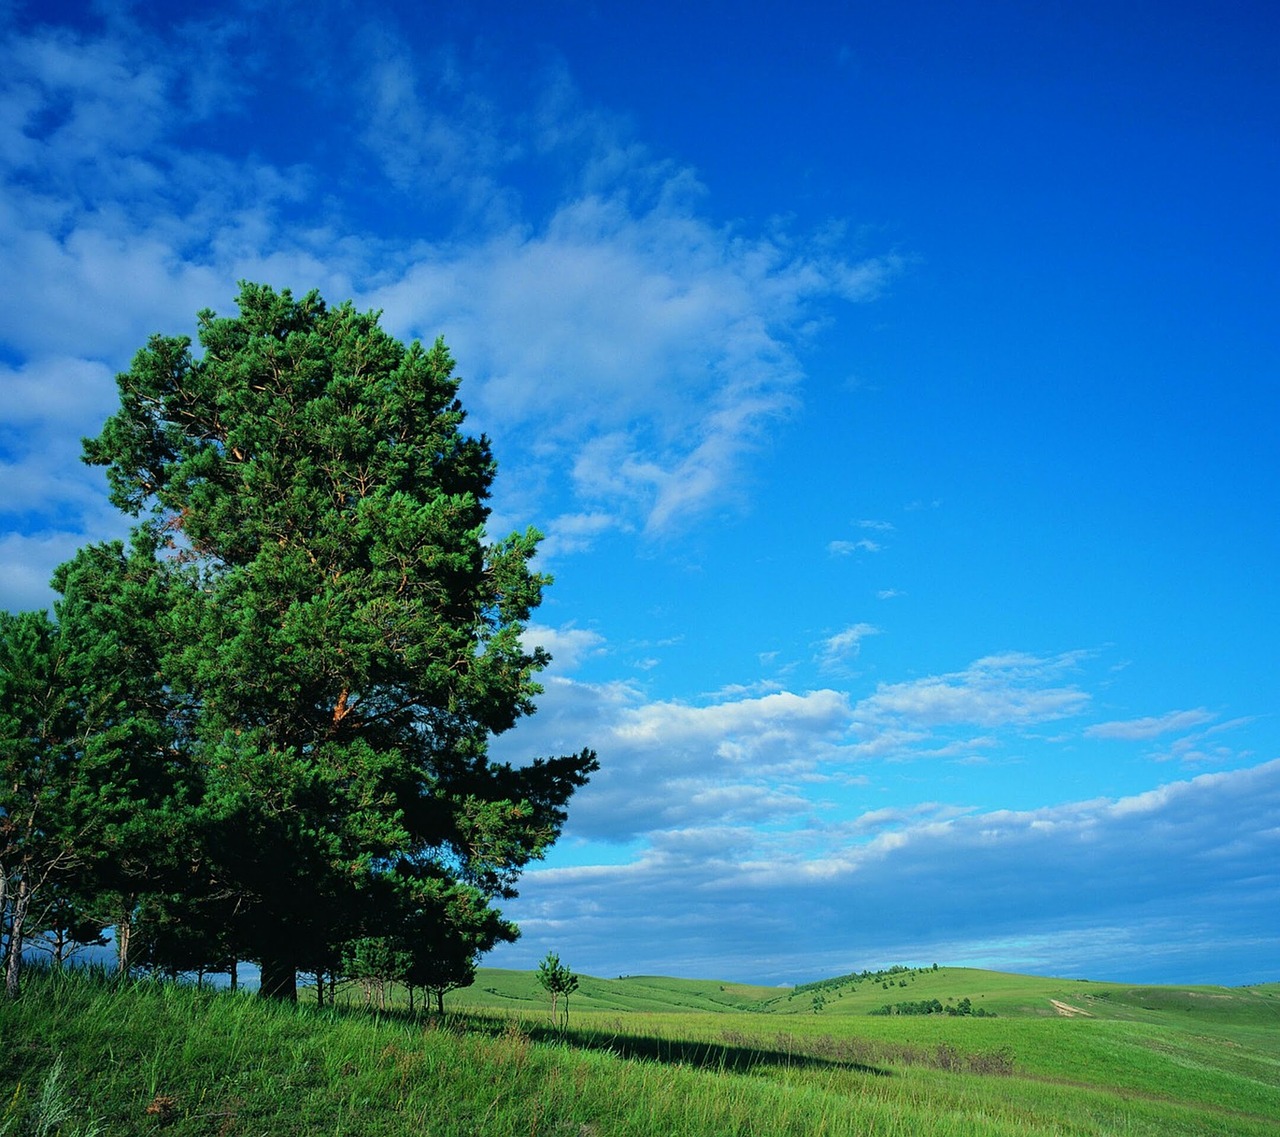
<box><xmin>615</xmin><ymin>688</ymin><xmax>850</xmax><ymax>751</ymax></box>
<box><xmin>492</xmin><ymin>676</ymin><xmax>858</xmax><ymax>843</ymax></box>
<box><xmin>493</xmin><ymin>646</ymin><xmax>1115</xmax><ymax>852</ymax></box>
<box><xmin>492</xmin><ymin>759</ymin><xmax>1280</xmax><ymax>984</ymax></box>
<box><xmin>522</xmin><ymin>623</ymin><xmax>607</xmax><ymax>673</ymax></box>
<box><xmin>827</xmin><ymin>520</ymin><xmax>894</xmax><ymax>556</ymax></box>
<box><xmin>486</xmin><ymin>624</ymin><xmax>1276</xmax><ymax>983</ymax></box>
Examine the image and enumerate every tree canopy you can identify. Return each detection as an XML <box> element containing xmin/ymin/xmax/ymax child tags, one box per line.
<box><xmin>1</xmin><ymin>282</ymin><xmax>596</xmax><ymax>1000</ymax></box>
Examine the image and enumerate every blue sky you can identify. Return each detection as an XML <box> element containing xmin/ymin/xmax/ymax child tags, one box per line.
<box><xmin>2</xmin><ymin>0</ymin><xmax>1277</xmax><ymax>986</ymax></box>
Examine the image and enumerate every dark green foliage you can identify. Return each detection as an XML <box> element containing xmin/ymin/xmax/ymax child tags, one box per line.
<box><xmin>0</xmin><ymin>609</ymin><xmax>80</xmax><ymax>998</ymax></box>
<box><xmin>870</xmin><ymin>996</ymin><xmax>995</xmax><ymax>1017</ymax></box>
<box><xmin>0</xmin><ymin>541</ymin><xmax>181</xmax><ymax>996</ymax></box>
<box><xmin>796</xmin><ymin>964</ymin><xmax>920</xmax><ymax>996</ymax></box>
<box><xmin>5</xmin><ymin>282</ymin><xmax>596</xmax><ymax>1000</ymax></box>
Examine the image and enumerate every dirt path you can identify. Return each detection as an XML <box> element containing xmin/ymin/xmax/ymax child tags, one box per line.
<box><xmin>1049</xmin><ymin>999</ymin><xmax>1093</xmax><ymax>1017</ymax></box>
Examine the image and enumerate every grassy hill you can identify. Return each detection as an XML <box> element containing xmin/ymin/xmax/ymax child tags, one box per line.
<box><xmin>449</xmin><ymin>968</ymin><xmax>784</xmax><ymax>1014</ymax></box>
<box><xmin>2</xmin><ymin>963</ymin><xmax>1278</xmax><ymax>1135</ymax></box>
<box><xmin>453</xmin><ymin>962</ymin><xmax>1280</xmax><ymax>1025</ymax></box>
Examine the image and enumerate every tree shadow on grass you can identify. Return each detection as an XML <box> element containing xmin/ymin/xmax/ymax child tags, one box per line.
<box><xmin>480</xmin><ymin>1017</ymin><xmax>895</xmax><ymax>1078</ymax></box>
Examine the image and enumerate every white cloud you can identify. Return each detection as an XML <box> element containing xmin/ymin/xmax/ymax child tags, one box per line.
<box><xmin>845</xmin><ymin>802</ymin><xmax>959</xmax><ymax>835</ymax></box>
<box><xmin>493</xmin><ymin>677</ymin><xmax>857</xmax><ymax>843</ymax></box>
<box><xmin>492</xmin><ymin>759</ymin><xmax>1280</xmax><ymax>985</ymax></box>
<box><xmin>1086</xmin><ymin>708</ymin><xmax>1216</xmax><ymax>740</ymax></box>
<box><xmin>370</xmin><ymin>191</ymin><xmax>897</xmax><ymax>537</ymax></box>
<box><xmin>0</xmin><ymin>531</ymin><xmax>90</xmax><ymax>612</ymax></box>
<box><xmin>817</xmin><ymin>622</ymin><xmax>880</xmax><ymax>668</ymax></box>
<box><xmin>538</xmin><ymin>512</ymin><xmax>624</xmax><ymax>559</ymax></box>
<box><xmin>493</xmin><ymin>648</ymin><xmax>1106</xmax><ymax>849</ymax></box>
<box><xmin>827</xmin><ymin>538</ymin><xmax>881</xmax><ymax>555</ymax></box>
<box><xmin>522</xmin><ymin>623</ymin><xmax>606</xmax><ymax>673</ymax></box>
<box><xmin>1150</xmin><ymin>718</ymin><xmax>1255</xmax><ymax>765</ymax></box>
<box><xmin>826</xmin><ymin>517</ymin><xmax>896</xmax><ymax>557</ymax></box>
<box><xmin>614</xmin><ymin>688</ymin><xmax>850</xmax><ymax>750</ymax></box>
<box><xmin>853</xmin><ymin>652</ymin><xmax>1090</xmax><ymax>734</ymax></box>
<box><xmin>0</xmin><ymin>12</ymin><xmax>898</xmax><ymax>605</ymax></box>
<box><xmin>1</xmin><ymin>356</ymin><xmax>116</xmax><ymax>427</ymax></box>
<box><xmin>1084</xmin><ymin>710</ymin><xmax>1255</xmax><ymax>766</ymax></box>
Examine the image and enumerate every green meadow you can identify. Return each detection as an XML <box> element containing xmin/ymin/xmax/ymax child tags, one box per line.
<box><xmin>2</xmin><ymin>963</ymin><xmax>1278</xmax><ymax>1135</ymax></box>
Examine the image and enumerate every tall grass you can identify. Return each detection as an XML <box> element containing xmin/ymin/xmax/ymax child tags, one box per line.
<box><xmin>2</xmin><ymin>965</ymin><xmax>1277</xmax><ymax>1136</ymax></box>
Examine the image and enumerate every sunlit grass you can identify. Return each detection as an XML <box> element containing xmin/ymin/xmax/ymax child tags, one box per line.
<box><xmin>2</xmin><ymin>964</ymin><xmax>1277</xmax><ymax>1135</ymax></box>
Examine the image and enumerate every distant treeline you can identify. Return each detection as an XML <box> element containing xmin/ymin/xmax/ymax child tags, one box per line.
<box><xmin>870</xmin><ymin>996</ymin><xmax>995</xmax><ymax>1018</ymax></box>
<box><xmin>795</xmin><ymin>964</ymin><xmax>939</xmax><ymax>995</ymax></box>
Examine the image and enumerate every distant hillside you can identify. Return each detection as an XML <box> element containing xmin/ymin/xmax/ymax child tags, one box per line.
<box><xmin>449</xmin><ymin>964</ymin><xmax>1280</xmax><ymax>1025</ymax></box>
<box><xmin>447</xmin><ymin>968</ymin><xmax>784</xmax><ymax>1014</ymax></box>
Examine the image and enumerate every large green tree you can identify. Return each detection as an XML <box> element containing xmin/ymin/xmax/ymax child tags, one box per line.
<box><xmin>81</xmin><ymin>282</ymin><xmax>597</xmax><ymax>999</ymax></box>
<box><xmin>48</xmin><ymin>537</ymin><xmax>190</xmax><ymax>976</ymax></box>
<box><xmin>0</xmin><ymin>610</ymin><xmax>79</xmax><ymax>999</ymax></box>
<box><xmin>1</xmin><ymin>536</ymin><xmax>179</xmax><ymax>997</ymax></box>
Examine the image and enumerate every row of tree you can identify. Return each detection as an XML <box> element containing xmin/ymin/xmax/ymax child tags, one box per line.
<box><xmin>869</xmin><ymin>997</ymin><xmax>994</xmax><ymax>1017</ymax></box>
<box><xmin>1</xmin><ymin>283</ymin><xmax>597</xmax><ymax>1002</ymax></box>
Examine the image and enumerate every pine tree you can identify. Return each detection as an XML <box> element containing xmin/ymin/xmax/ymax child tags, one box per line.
<box><xmin>79</xmin><ymin>282</ymin><xmax>597</xmax><ymax>998</ymax></box>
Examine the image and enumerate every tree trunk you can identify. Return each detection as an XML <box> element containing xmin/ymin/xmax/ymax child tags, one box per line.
<box><xmin>259</xmin><ymin>955</ymin><xmax>298</xmax><ymax>1001</ymax></box>
<box><xmin>4</xmin><ymin>875</ymin><xmax>32</xmax><ymax>1000</ymax></box>
<box><xmin>0</xmin><ymin>865</ymin><xmax>8</xmax><ymax>960</ymax></box>
<box><xmin>116</xmin><ymin>908</ymin><xmax>134</xmax><ymax>976</ymax></box>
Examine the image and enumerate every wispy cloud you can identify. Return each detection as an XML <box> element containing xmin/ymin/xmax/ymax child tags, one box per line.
<box><xmin>370</xmin><ymin>185</ymin><xmax>900</xmax><ymax>538</ymax></box>
<box><xmin>1085</xmin><ymin>708</ymin><xmax>1215</xmax><ymax>740</ymax></box>
<box><xmin>853</xmin><ymin>652</ymin><xmax>1090</xmax><ymax>735</ymax></box>
<box><xmin>537</xmin><ymin>512</ymin><xmax>624</xmax><ymax>560</ymax></box>
<box><xmin>0</xmin><ymin>11</ymin><xmax>901</xmax><ymax>612</ymax></box>
<box><xmin>828</xmin><ymin>520</ymin><xmax>894</xmax><ymax>557</ymax></box>
<box><xmin>828</xmin><ymin>538</ymin><xmax>881</xmax><ymax>555</ymax></box>
<box><xmin>817</xmin><ymin>623</ymin><xmax>881</xmax><ymax>668</ymax></box>
<box><xmin>1150</xmin><ymin>717</ymin><xmax>1256</xmax><ymax>765</ymax></box>
<box><xmin>0</xmin><ymin>10</ymin><xmax>900</xmax><ymax>610</ymax></box>
<box><xmin>1084</xmin><ymin>709</ymin><xmax>1256</xmax><ymax>766</ymax></box>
